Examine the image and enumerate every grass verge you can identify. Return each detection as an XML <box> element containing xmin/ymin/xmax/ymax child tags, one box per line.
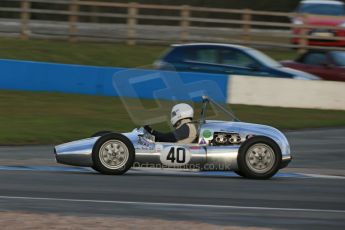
<box><xmin>0</xmin><ymin>38</ymin><xmax>167</xmax><ymax>67</ymax></box>
<box><xmin>0</xmin><ymin>90</ymin><xmax>344</xmax><ymax>145</ymax></box>
<box><xmin>0</xmin><ymin>38</ymin><xmax>297</xmax><ymax>67</ymax></box>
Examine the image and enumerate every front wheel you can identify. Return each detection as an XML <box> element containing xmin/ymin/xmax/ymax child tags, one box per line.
<box><xmin>237</xmin><ymin>136</ymin><xmax>281</xmax><ymax>179</ymax></box>
<box><xmin>92</xmin><ymin>133</ymin><xmax>135</xmax><ymax>175</ymax></box>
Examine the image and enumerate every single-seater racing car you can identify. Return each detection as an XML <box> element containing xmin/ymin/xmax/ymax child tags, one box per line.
<box><xmin>54</xmin><ymin>96</ymin><xmax>292</xmax><ymax>179</ymax></box>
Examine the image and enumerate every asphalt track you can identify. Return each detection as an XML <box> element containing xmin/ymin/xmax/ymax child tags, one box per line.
<box><xmin>0</xmin><ymin>128</ymin><xmax>345</xmax><ymax>229</ymax></box>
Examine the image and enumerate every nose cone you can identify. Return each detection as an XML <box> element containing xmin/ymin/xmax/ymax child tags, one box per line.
<box><xmin>54</xmin><ymin>137</ymin><xmax>100</xmax><ymax>167</ymax></box>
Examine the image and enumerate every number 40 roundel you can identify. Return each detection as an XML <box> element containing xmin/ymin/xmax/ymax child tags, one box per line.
<box><xmin>160</xmin><ymin>146</ymin><xmax>191</xmax><ymax>166</ymax></box>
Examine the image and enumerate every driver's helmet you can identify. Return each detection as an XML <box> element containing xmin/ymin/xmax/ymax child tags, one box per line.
<box><xmin>171</xmin><ymin>103</ymin><xmax>194</xmax><ymax>126</ymax></box>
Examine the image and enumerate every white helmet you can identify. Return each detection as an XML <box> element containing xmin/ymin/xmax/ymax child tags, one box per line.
<box><xmin>171</xmin><ymin>103</ymin><xmax>194</xmax><ymax>126</ymax></box>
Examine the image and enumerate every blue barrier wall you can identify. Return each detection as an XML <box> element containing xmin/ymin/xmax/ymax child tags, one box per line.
<box><xmin>0</xmin><ymin>59</ymin><xmax>228</xmax><ymax>102</ymax></box>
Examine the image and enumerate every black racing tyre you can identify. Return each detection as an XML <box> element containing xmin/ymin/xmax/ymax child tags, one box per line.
<box><xmin>237</xmin><ymin>136</ymin><xmax>282</xmax><ymax>179</ymax></box>
<box><xmin>90</xmin><ymin>131</ymin><xmax>114</xmax><ymax>172</ymax></box>
<box><xmin>91</xmin><ymin>131</ymin><xmax>112</xmax><ymax>137</ymax></box>
<box><xmin>92</xmin><ymin>133</ymin><xmax>135</xmax><ymax>175</ymax></box>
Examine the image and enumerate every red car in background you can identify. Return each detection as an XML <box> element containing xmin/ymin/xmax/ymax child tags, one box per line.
<box><xmin>292</xmin><ymin>0</ymin><xmax>345</xmax><ymax>47</ymax></box>
<box><xmin>280</xmin><ymin>50</ymin><xmax>345</xmax><ymax>81</ymax></box>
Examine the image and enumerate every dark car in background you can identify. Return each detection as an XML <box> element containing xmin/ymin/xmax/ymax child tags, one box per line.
<box><xmin>292</xmin><ymin>0</ymin><xmax>345</xmax><ymax>47</ymax></box>
<box><xmin>281</xmin><ymin>50</ymin><xmax>345</xmax><ymax>82</ymax></box>
<box><xmin>154</xmin><ymin>43</ymin><xmax>320</xmax><ymax>80</ymax></box>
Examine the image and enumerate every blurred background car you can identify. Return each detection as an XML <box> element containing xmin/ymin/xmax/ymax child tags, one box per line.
<box><xmin>281</xmin><ymin>50</ymin><xmax>345</xmax><ymax>81</ymax></box>
<box><xmin>292</xmin><ymin>0</ymin><xmax>345</xmax><ymax>47</ymax></box>
<box><xmin>154</xmin><ymin>43</ymin><xmax>320</xmax><ymax>80</ymax></box>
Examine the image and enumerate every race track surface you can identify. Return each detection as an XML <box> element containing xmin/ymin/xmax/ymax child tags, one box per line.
<box><xmin>0</xmin><ymin>128</ymin><xmax>344</xmax><ymax>229</ymax></box>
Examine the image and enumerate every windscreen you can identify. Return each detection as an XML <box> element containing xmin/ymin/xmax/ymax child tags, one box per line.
<box><xmin>298</xmin><ymin>3</ymin><xmax>345</xmax><ymax>15</ymax></box>
<box><xmin>331</xmin><ymin>51</ymin><xmax>345</xmax><ymax>67</ymax></box>
<box><xmin>245</xmin><ymin>49</ymin><xmax>282</xmax><ymax>68</ymax></box>
<box><xmin>201</xmin><ymin>98</ymin><xmax>239</xmax><ymax>123</ymax></box>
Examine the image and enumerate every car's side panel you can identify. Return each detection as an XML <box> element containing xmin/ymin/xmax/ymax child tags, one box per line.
<box><xmin>198</xmin><ymin>121</ymin><xmax>241</xmax><ymax>145</ymax></box>
<box><xmin>134</xmin><ymin>142</ymin><xmax>207</xmax><ymax>169</ymax></box>
<box><xmin>134</xmin><ymin>142</ymin><xmax>239</xmax><ymax>170</ymax></box>
<box><xmin>205</xmin><ymin>146</ymin><xmax>239</xmax><ymax>170</ymax></box>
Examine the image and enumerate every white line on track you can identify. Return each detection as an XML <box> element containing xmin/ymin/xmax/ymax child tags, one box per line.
<box><xmin>0</xmin><ymin>195</ymin><xmax>344</xmax><ymax>214</ymax></box>
<box><xmin>0</xmin><ymin>166</ymin><xmax>345</xmax><ymax>179</ymax></box>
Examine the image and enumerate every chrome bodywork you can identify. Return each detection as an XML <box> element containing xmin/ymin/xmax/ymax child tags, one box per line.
<box><xmin>55</xmin><ymin>137</ymin><xmax>98</xmax><ymax>166</ymax></box>
<box><xmin>55</xmin><ymin>96</ymin><xmax>291</xmax><ymax>171</ymax></box>
<box><xmin>55</xmin><ymin>120</ymin><xmax>292</xmax><ymax>171</ymax></box>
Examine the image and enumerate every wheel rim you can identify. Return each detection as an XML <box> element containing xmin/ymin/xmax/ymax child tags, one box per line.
<box><xmin>99</xmin><ymin>140</ymin><xmax>129</xmax><ymax>170</ymax></box>
<box><xmin>245</xmin><ymin>143</ymin><xmax>276</xmax><ymax>174</ymax></box>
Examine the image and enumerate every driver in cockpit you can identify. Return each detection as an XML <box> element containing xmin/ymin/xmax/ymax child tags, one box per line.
<box><xmin>144</xmin><ymin>103</ymin><xmax>197</xmax><ymax>144</ymax></box>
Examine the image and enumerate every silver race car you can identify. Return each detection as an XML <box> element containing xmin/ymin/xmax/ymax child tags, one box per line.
<box><xmin>54</xmin><ymin>96</ymin><xmax>292</xmax><ymax>179</ymax></box>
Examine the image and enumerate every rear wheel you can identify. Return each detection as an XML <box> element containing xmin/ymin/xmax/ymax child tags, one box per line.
<box><xmin>92</xmin><ymin>133</ymin><xmax>135</xmax><ymax>175</ymax></box>
<box><xmin>237</xmin><ymin>136</ymin><xmax>281</xmax><ymax>179</ymax></box>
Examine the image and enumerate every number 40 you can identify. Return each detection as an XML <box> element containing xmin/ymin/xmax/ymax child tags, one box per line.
<box><xmin>167</xmin><ymin>147</ymin><xmax>186</xmax><ymax>163</ymax></box>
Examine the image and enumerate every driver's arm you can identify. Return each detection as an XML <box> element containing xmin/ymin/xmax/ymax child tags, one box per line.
<box><xmin>144</xmin><ymin>125</ymin><xmax>189</xmax><ymax>142</ymax></box>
